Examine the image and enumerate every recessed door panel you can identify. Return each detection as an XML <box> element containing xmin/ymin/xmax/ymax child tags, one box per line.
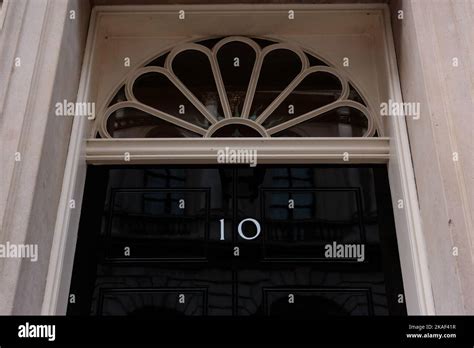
<box><xmin>99</xmin><ymin>288</ymin><xmax>207</xmax><ymax>316</ymax></box>
<box><xmin>107</xmin><ymin>189</ymin><xmax>209</xmax><ymax>260</ymax></box>
<box><xmin>261</xmin><ymin>189</ymin><xmax>363</xmax><ymax>260</ymax></box>
<box><xmin>263</xmin><ymin>289</ymin><xmax>372</xmax><ymax>317</ymax></box>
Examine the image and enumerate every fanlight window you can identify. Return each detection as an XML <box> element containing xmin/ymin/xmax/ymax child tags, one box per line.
<box><xmin>96</xmin><ymin>37</ymin><xmax>380</xmax><ymax>139</ymax></box>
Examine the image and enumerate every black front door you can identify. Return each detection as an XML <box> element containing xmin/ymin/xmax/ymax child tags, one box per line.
<box><xmin>67</xmin><ymin>165</ymin><xmax>406</xmax><ymax>316</ymax></box>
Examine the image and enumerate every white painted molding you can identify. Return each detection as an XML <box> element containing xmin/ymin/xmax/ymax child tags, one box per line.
<box><xmin>381</xmin><ymin>6</ymin><xmax>435</xmax><ymax>315</ymax></box>
<box><xmin>86</xmin><ymin>138</ymin><xmax>390</xmax><ymax>164</ymax></box>
<box><xmin>41</xmin><ymin>6</ymin><xmax>97</xmax><ymax>315</ymax></box>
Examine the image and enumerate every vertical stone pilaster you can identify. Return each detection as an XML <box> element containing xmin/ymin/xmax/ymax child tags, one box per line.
<box><xmin>390</xmin><ymin>0</ymin><xmax>473</xmax><ymax>314</ymax></box>
<box><xmin>0</xmin><ymin>0</ymin><xmax>90</xmax><ymax>314</ymax></box>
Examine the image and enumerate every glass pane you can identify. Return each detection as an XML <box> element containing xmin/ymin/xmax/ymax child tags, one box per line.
<box><xmin>146</xmin><ymin>52</ymin><xmax>169</xmax><ymax>67</ymax></box>
<box><xmin>272</xmin><ymin>106</ymin><xmax>368</xmax><ymax>137</ymax></box>
<box><xmin>211</xmin><ymin>124</ymin><xmax>262</xmax><ymax>137</ymax></box>
<box><xmin>108</xmin><ymin>85</ymin><xmax>127</xmax><ymax>107</ymax></box>
<box><xmin>348</xmin><ymin>83</ymin><xmax>366</xmax><ymax>106</ymax></box>
<box><xmin>217</xmin><ymin>41</ymin><xmax>256</xmax><ymax>117</ymax></box>
<box><xmin>196</xmin><ymin>37</ymin><xmax>224</xmax><ymax>49</ymax></box>
<box><xmin>133</xmin><ymin>72</ymin><xmax>210</xmax><ymax>129</ymax></box>
<box><xmin>133</xmin><ymin>72</ymin><xmax>210</xmax><ymax>128</ymax></box>
<box><xmin>249</xmin><ymin>49</ymin><xmax>302</xmax><ymax>120</ymax></box>
<box><xmin>305</xmin><ymin>53</ymin><xmax>328</xmax><ymax>67</ymax></box>
<box><xmin>107</xmin><ymin>107</ymin><xmax>201</xmax><ymax>138</ymax></box>
<box><xmin>172</xmin><ymin>49</ymin><xmax>224</xmax><ymax>119</ymax></box>
<box><xmin>262</xmin><ymin>71</ymin><xmax>342</xmax><ymax>128</ymax></box>
<box><xmin>252</xmin><ymin>37</ymin><xmax>277</xmax><ymax>48</ymax></box>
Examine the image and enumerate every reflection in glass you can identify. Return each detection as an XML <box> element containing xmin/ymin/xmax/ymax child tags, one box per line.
<box><xmin>196</xmin><ymin>37</ymin><xmax>224</xmax><ymax>49</ymax></box>
<box><xmin>100</xmin><ymin>291</ymin><xmax>204</xmax><ymax>316</ymax></box>
<box><xmin>262</xmin><ymin>71</ymin><xmax>342</xmax><ymax>128</ymax></box>
<box><xmin>252</xmin><ymin>37</ymin><xmax>277</xmax><ymax>48</ymax></box>
<box><xmin>133</xmin><ymin>72</ymin><xmax>209</xmax><ymax>128</ymax></box>
<box><xmin>263</xmin><ymin>190</ymin><xmax>362</xmax><ymax>259</ymax></box>
<box><xmin>146</xmin><ymin>52</ymin><xmax>169</xmax><ymax>67</ymax></box>
<box><xmin>249</xmin><ymin>49</ymin><xmax>302</xmax><ymax>120</ymax></box>
<box><xmin>272</xmin><ymin>106</ymin><xmax>368</xmax><ymax>137</ymax></box>
<box><xmin>172</xmin><ymin>49</ymin><xmax>224</xmax><ymax>119</ymax></box>
<box><xmin>102</xmin><ymin>38</ymin><xmax>376</xmax><ymax>139</ymax></box>
<box><xmin>348</xmin><ymin>83</ymin><xmax>366</xmax><ymax>106</ymax></box>
<box><xmin>211</xmin><ymin>124</ymin><xmax>262</xmax><ymax>137</ymax></box>
<box><xmin>217</xmin><ymin>41</ymin><xmax>256</xmax><ymax>117</ymax></box>
<box><xmin>108</xmin><ymin>85</ymin><xmax>127</xmax><ymax>107</ymax></box>
<box><xmin>266</xmin><ymin>291</ymin><xmax>368</xmax><ymax>316</ymax></box>
<box><xmin>106</xmin><ymin>107</ymin><xmax>201</xmax><ymax>138</ymax></box>
<box><xmin>305</xmin><ymin>53</ymin><xmax>328</xmax><ymax>67</ymax></box>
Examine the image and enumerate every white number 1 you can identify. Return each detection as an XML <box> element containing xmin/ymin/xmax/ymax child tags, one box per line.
<box><xmin>219</xmin><ymin>218</ymin><xmax>225</xmax><ymax>240</ymax></box>
<box><xmin>219</xmin><ymin>218</ymin><xmax>261</xmax><ymax>241</ymax></box>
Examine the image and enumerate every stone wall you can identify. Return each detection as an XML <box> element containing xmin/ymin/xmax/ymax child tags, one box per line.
<box><xmin>390</xmin><ymin>0</ymin><xmax>473</xmax><ymax>314</ymax></box>
<box><xmin>0</xmin><ymin>0</ymin><xmax>91</xmax><ymax>314</ymax></box>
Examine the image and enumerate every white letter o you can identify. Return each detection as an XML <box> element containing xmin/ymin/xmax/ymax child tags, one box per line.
<box><xmin>238</xmin><ymin>218</ymin><xmax>261</xmax><ymax>240</ymax></box>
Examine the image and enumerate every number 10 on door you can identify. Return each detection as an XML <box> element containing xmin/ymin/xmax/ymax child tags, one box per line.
<box><xmin>219</xmin><ymin>218</ymin><xmax>261</xmax><ymax>241</ymax></box>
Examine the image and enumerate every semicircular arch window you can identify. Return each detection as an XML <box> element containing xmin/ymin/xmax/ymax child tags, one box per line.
<box><xmin>98</xmin><ymin>37</ymin><xmax>379</xmax><ymax>138</ymax></box>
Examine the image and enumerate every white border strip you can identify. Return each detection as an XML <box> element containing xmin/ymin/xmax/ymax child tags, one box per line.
<box><xmin>41</xmin><ymin>8</ymin><xmax>99</xmax><ymax>315</ymax></box>
<box><xmin>86</xmin><ymin>138</ymin><xmax>390</xmax><ymax>164</ymax></box>
<box><xmin>381</xmin><ymin>6</ymin><xmax>435</xmax><ymax>314</ymax></box>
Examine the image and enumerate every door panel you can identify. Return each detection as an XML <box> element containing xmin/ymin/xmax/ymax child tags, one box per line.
<box><xmin>263</xmin><ymin>289</ymin><xmax>371</xmax><ymax>316</ymax></box>
<box><xmin>107</xmin><ymin>189</ymin><xmax>209</xmax><ymax>260</ymax></box>
<box><xmin>261</xmin><ymin>189</ymin><xmax>363</xmax><ymax>260</ymax></box>
<box><xmin>67</xmin><ymin>165</ymin><xmax>406</xmax><ymax>316</ymax></box>
<box><xmin>99</xmin><ymin>288</ymin><xmax>207</xmax><ymax>316</ymax></box>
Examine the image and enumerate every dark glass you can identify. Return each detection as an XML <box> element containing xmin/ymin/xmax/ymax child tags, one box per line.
<box><xmin>172</xmin><ymin>49</ymin><xmax>224</xmax><ymax>119</ymax></box>
<box><xmin>108</xmin><ymin>85</ymin><xmax>127</xmax><ymax>107</ymax></box>
<box><xmin>217</xmin><ymin>41</ymin><xmax>256</xmax><ymax>117</ymax></box>
<box><xmin>133</xmin><ymin>72</ymin><xmax>210</xmax><ymax>128</ymax></box>
<box><xmin>348</xmin><ymin>83</ymin><xmax>367</xmax><ymax>106</ymax></box>
<box><xmin>252</xmin><ymin>37</ymin><xmax>277</xmax><ymax>48</ymax></box>
<box><xmin>211</xmin><ymin>124</ymin><xmax>262</xmax><ymax>137</ymax></box>
<box><xmin>196</xmin><ymin>37</ymin><xmax>224</xmax><ymax>49</ymax></box>
<box><xmin>305</xmin><ymin>52</ymin><xmax>328</xmax><ymax>67</ymax></box>
<box><xmin>273</xmin><ymin>106</ymin><xmax>368</xmax><ymax>137</ymax></box>
<box><xmin>249</xmin><ymin>49</ymin><xmax>302</xmax><ymax>119</ymax></box>
<box><xmin>106</xmin><ymin>107</ymin><xmax>201</xmax><ymax>138</ymax></box>
<box><xmin>145</xmin><ymin>52</ymin><xmax>169</xmax><ymax>67</ymax></box>
<box><xmin>262</xmin><ymin>71</ymin><xmax>342</xmax><ymax>128</ymax></box>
